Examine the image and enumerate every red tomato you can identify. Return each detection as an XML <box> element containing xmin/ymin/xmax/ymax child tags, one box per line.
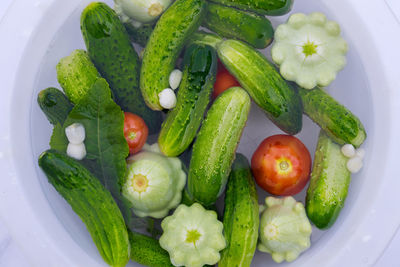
<box><xmin>124</xmin><ymin>112</ymin><xmax>148</xmax><ymax>154</ymax></box>
<box><xmin>212</xmin><ymin>64</ymin><xmax>240</xmax><ymax>99</ymax></box>
<box><xmin>251</xmin><ymin>135</ymin><xmax>311</xmax><ymax>196</ymax></box>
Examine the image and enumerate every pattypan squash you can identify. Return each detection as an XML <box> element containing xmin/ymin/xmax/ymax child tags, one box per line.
<box><xmin>159</xmin><ymin>203</ymin><xmax>226</xmax><ymax>267</ymax></box>
<box><xmin>258</xmin><ymin>196</ymin><xmax>312</xmax><ymax>263</ymax></box>
<box><xmin>122</xmin><ymin>143</ymin><xmax>186</xmax><ymax>219</ymax></box>
<box><xmin>271</xmin><ymin>12</ymin><xmax>348</xmax><ymax>89</ymax></box>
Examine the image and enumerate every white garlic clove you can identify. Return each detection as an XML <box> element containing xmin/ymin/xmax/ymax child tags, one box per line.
<box><xmin>65</xmin><ymin>123</ymin><xmax>86</xmax><ymax>144</ymax></box>
<box><xmin>67</xmin><ymin>143</ymin><xmax>87</xmax><ymax>160</ymax></box>
<box><xmin>169</xmin><ymin>69</ymin><xmax>183</xmax><ymax>90</ymax></box>
<box><xmin>341</xmin><ymin>144</ymin><xmax>355</xmax><ymax>158</ymax></box>
<box><xmin>158</xmin><ymin>88</ymin><xmax>177</xmax><ymax>109</ymax></box>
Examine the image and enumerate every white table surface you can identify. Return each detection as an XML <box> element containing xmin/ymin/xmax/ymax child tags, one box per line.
<box><xmin>0</xmin><ymin>0</ymin><xmax>399</xmax><ymax>266</ymax></box>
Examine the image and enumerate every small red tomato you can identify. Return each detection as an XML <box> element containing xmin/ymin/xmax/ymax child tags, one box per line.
<box><xmin>251</xmin><ymin>135</ymin><xmax>311</xmax><ymax>196</ymax></box>
<box><xmin>212</xmin><ymin>65</ymin><xmax>240</xmax><ymax>99</ymax></box>
<box><xmin>124</xmin><ymin>112</ymin><xmax>148</xmax><ymax>154</ymax></box>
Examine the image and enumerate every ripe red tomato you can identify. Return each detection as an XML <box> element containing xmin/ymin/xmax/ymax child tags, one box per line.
<box><xmin>124</xmin><ymin>112</ymin><xmax>148</xmax><ymax>155</ymax></box>
<box><xmin>251</xmin><ymin>135</ymin><xmax>311</xmax><ymax>196</ymax></box>
<box><xmin>212</xmin><ymin>64</ymin><xmax>240</xmax><ymax>99</ymax></box>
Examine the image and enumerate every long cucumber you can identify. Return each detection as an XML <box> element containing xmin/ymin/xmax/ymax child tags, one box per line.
<box><xmin>140</xmin><ymin>0</ymin><xmax>206</xmax><ymax>110</ymax></box>
<box><xmin>158</xmin><ymin>44</ymin><xmax>217</xmax><ymax>156</ymax></box>
<box><xmin>220</xmin><ymin>154</ymin><xmax>259</xmax><ymax>267</ymax></box>
<box><xmin>209</xmin><ymin>0</ymin><xmax>293</xmax><ymax>16</ymax></box>
<box><xmin>81</xmin><ymin>2</ymin><xmax>162</xmax><ymax>133</ymax></box>
<box><xmin>299</xmin><ymin>87</ymin><xmax>366</xmax><ymax>148</ymax></box>
<box><xmin>305</xmin><ymin>131</ymin><xmax>351</xmax><ymax>229</ymax></box>
<box><xmin>204</xmin><ymin>3</ymin><xmax>274</xmax><ymax>49</ymax></box>
<box><xmin>217</xmin><ymin>39</ymin><xmax>303</xmax><ymax>135</ymax></box>
<box><xmin>188</xmin><ymin>87</ymin><xmax>251</xmax><ymax>206</ymax></box>
<box><xmin>38</xmin><ymin>150</ymin><xmax>130</xmax><ymax>267</ymax></box>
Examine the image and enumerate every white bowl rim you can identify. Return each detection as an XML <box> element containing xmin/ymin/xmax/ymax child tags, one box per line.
<box><xmin>0</xmin><ymin>0</ymin><xmax>400</xmax><ymax>266</ymax></box>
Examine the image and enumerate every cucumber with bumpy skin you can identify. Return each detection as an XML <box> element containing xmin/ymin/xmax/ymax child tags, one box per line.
<box><xmin>188</xmin><ymin>87</ymin><xmax>251</xmax><ymax>206</ymax></box>
<box><xmin>158</xmin><ymin>44</ymin><xmax>217</xmax><ymax>156</ymax></box>
<box><xmin>38</xmin><ymin>150</ymin><xmax>130</xmax><ymax>267</ymax></box>
<box><xmin>220</xmin><ymin>154</ymin><xmax>259</xmax><ymax>267</ymax></box>
<box><xmin>209</xmin><ymin>0</ymin><xmax>293</xmax><ymax>16</ymax></box>
<box><xmin>128</xmin><ymin>231</ymin><xmax>173</xmax><ymax>267</ymax></box>
<box><xmin>204</xmin><ymin>3</ymin><xmax>274</xmax><ymax>49</ymax></box>
<box><xmin>217</xmin><ymin>39</ymin><xmax>302</xmax><ymax>135</ymax></box>
<box><xmin>81</xmin><ymin>2</ymin><xmax>162</xmax><ymax>133</ymax></box>
<box><xmin>299</xmin><ymin>87</ymin><xmax>366</xmax><ymax>148</ymax></box>
<box><xmin>37</xmin><ymin>87</ymin><xmax>73</xmax><ymax>125</ymax></box>
<box><xmin>305</xmin><ymin>131</ymin><xmax>351</xmax><ymax>229</ymax></box>
<box><xmin>140</xmin><ymin>0</ymin><xmax>207</xmax><ymax>110</ymax></box>
<box><xmin>56</xmin><ymin>49</ymin><xmax>101</xmax><ymax>105</ymax></box>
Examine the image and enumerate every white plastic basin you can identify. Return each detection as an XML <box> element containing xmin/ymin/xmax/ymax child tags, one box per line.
<box><xmin>0</xmin><ymin>0</ymin><xmax>400</xmax><ymax>266</ymax></box>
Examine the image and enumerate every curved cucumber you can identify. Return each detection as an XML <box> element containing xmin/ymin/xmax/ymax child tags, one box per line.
<box><xmin>305</xmin><ymin>131</ymin><xmax>351</xmax><ymax>229</ymax></box>
<box><xmin>140</xmin><ymin>0</ymin><xmax>206</xmax><ymax>110</ymax></box>
<box><xmin>188</xmin><ymin>87</ymin><xmax>251</xmax><ymax>206</ymax></box>
<box><xmin>38</xmin><ymin>150</ymin><xmax>130</xmax><ymax>267</ymax></box>
<box><xmin>81</xmin><ymin>2</ymin><xmax>162</xmax><ymax>133</ymax></box>
<box><xmin>220</xmin><ymin>154</ymin><xmax>259</xmax><ymax>267</ymax></box>
<box><xmin>158</xmin><ymin>44</ymin><xmax>217</xmax><ymax>156</ymax></box>
<box><xmin>299</xmin><ymin>88</ymin><xmax>366</xmax><ymax>148</ymax></box>
<box><xmin>128</xmin><ymin>231</ymin><xmax>173</xmax><ymax>267</ymax></box>
<box><xmin>209</xmin><ymin>0</ymin><xmax>293</xmax><ymax>16</ymax></box>
<box><xmin>37</xmin><ymin>87</ymin><xmax>73</xmax><ymax>125</ymax></box>
<box><xmin>56</xmin><ymin>49</ymin><xmax>101</xmax><ymax>105</ymax></box>
<box><xmin>217</xmin><ymin>39</ymin><xmax>302</xmax><ymax>135</ymax></box>
<box><xmin>204</xmin><ymin>3</ymin><xmax>274</xmax><ymax>49</ymax></box>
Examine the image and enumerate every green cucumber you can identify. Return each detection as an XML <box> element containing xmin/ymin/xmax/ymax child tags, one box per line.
<box><xmin>217</xmin><ymin>39</ymin><xmax>302</xmax><ymax>135</ymax></box>
<box><xmin>188</xmin><ymin>31</ymin><xmax>223</xmax><ymax>49</ymax></box>
<box><xmin>220</xmin><ymin>154</ymin><xmax>259</xmax><ymax>267</ymax></box>
<box><xmin>299</xmin><ymin>88</ymin><xmax>366</xmax><ymax>148</ymax></box>
<box><xmin>158</xmin><ymin>44</ymin><xmax>217</xmax><ymax>156</ymax></box>
<box><xmin>56</xmin><ymin>49</ymin><xmax>101</xmax><ymax>105</ymax></box>
<box><xmin>305</xmin><ymin>131</ymin><xmax>351</xmax><ymax>229</ymax></box>
<box><xmin>81</xmin><ymin>2</ymin><xmax>162</xmax><ymax>133</ymax></box>
<box><xmin>124</xmin><ymin>23</ymin><xmax>154</xmax><ymax>47</ymax></box>
<box><xmin>188</xmin><ymin>87</ymin><xmax>251</xmax><ymax>206</ymax></box>
<box><xmin>140</xmin><ymin>0</ymin><xmax>206</xmax><ymax>110</ymax></box>
<box><xmin>209</xmin><ymin>0</ymin><xmax>293</xmax><ymax>16</ymax></box>
<box><xmin>37</xmin><ymin>87</ymin><xmax>73</xmax><ymax>125</ymax></box>
<box><xmin>38</xmin><ymin>150</ymin><xmax>130</xmax><ymax>267</ymax></box>
<box><xmin>204</xmin><ymin>3</ymin><xmax>274</xmax><ymax>49</ymax></box>
<box><xmin>128</xmin><ymin>231</ymin><xmax>173</xmax><ymax>267</ymax></box>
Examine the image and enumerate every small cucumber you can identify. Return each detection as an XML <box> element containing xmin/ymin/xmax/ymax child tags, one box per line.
<box><xmin>299</xmin><ymin>88</ymin><xmax>366</xmax><ymax>148</ymax></box>
<box><xmin>305</xmin><ymin>131</ymin><xmax>351</xmax><ymax>229</ymax></box>
<box><xmin>140</xmin><ymin>0</ymin><xmax>206</xmax><ymax>110</ymax></box>
<box><xmin>124</xmin><ymin>23</ymin><xmax>154</xmax><ymax>47</ymax></box>
<box><xmin>188</xmin><ymin>31</ymin><xmax>223</xmax><ymax>49</ymax></box>
<box><xmin>81</xmin><ymin>2</ymin><xmax>162</xmax><ymax>133</ymax></box>
<box><xmin>188</xmin><ymin>87</ymin><xmax>251</xmax><ymax>206</ymax></box>
<box><xmin>56</xmin><ymin>49</ymin><xmax>101</xmax><ymax>105</ymax></box>
<box><xmin>128</xmin><ymin>231</ymin><xmax>173</xmax><ymax>267</ymax></box>
<box><xmin>158</xmin><ymin>44</ymin><xmax>217</xmax><ymax>156</ymax></box>
<box><xmin>38</xmin><ymin>150</ymin><xmax>130</xmax><ymax>267</ymax></box>
<box><xmin>204</xmin><ymin>3</ymin><xmax>274</xmax><ymax>49</ymax></box>
<box><xmin>37</xmin><ymin>87</ymin><xmax>73</xmax><ymax>125</ymax></box>
<box><xmin>209</xmin><ymin>0</ymin><xmax>293</xmax><ymax>16</ymax></box>
<box><xmin>220</xmin><ymin>154</ymin><xmax>259</xmax><ymax>267</ymax></box>
<box><xmin>217</xmin><ymin>39</ymin><xmax>302</xmax><ymax>135</ymax></box>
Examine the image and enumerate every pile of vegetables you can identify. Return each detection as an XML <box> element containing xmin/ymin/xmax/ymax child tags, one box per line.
<box><xmin>36</xmin><ymin>0</ymin><xmax>367</xmax><ymax>266</ymax></box>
